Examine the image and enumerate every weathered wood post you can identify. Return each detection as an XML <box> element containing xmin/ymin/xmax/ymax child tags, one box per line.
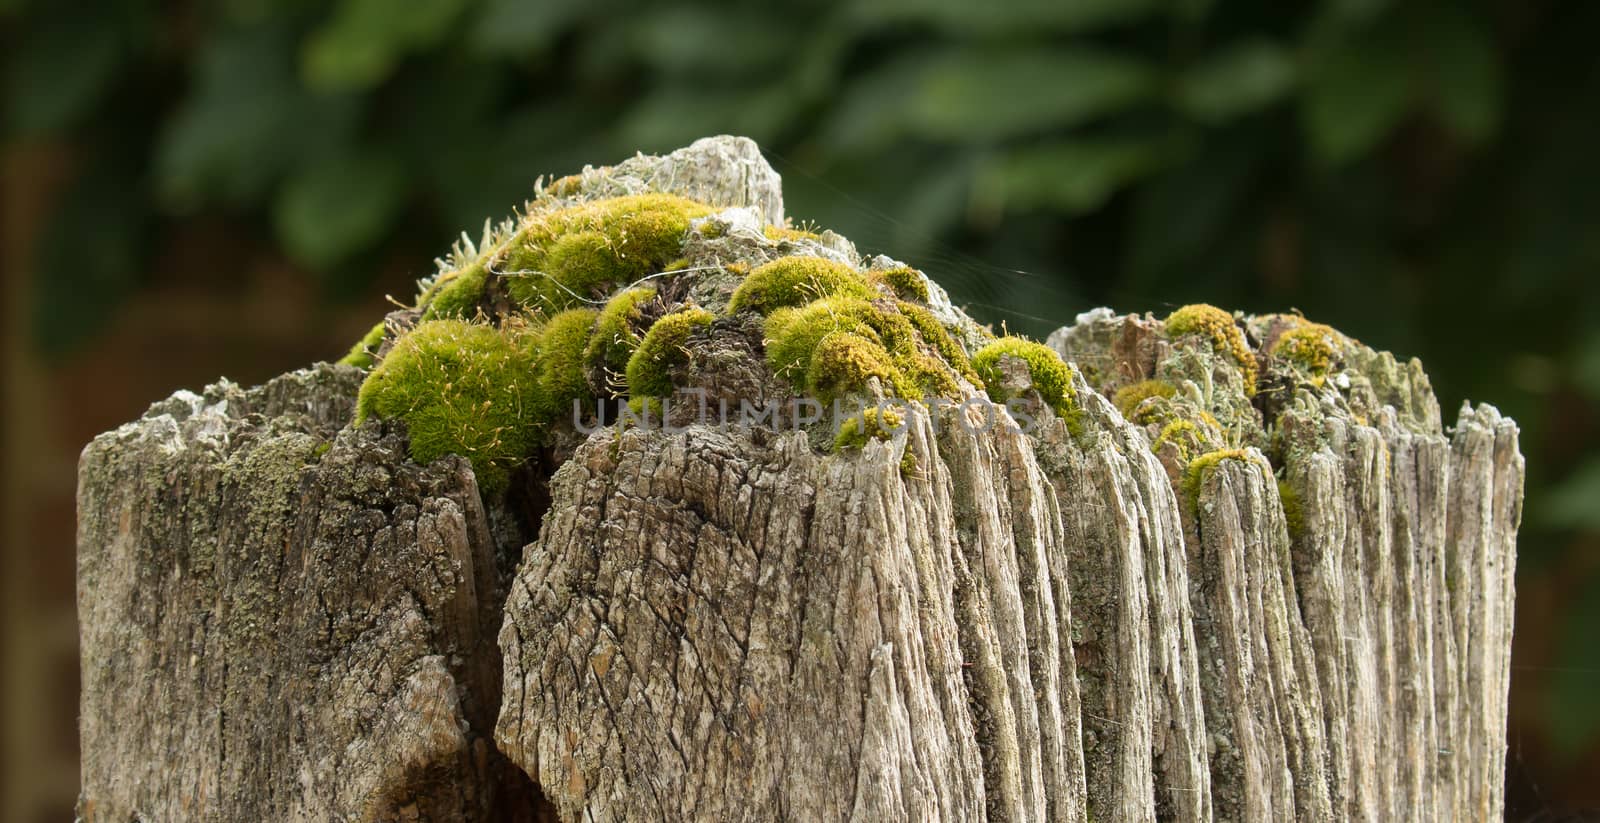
<box><xmin>76</xmin><ymin>137</ymin><xmax>1522</xmax><ymax>822</ymax></box>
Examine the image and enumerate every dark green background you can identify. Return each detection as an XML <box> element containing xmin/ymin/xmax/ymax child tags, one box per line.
<box><xmin>7</xmin><ymin>0</ymin><xmax>1598</xmax><ymax>814</ymax></box>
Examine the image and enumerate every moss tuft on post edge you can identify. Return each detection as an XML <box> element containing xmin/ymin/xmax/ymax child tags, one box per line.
<box><xmin>338</xmin><ymin>321</ymin><xmax>388</xmax><ymax>369</ymax></box>
<box><xmin>1270</xmin><ymin>322</ymin><xmax>1341</xmax><ymax>379</ymax></box>
<box><xmin>421</xmin><ymin>263</ymin><xmax>488</xmax><ymax>320</ymax></box>
<box><xmin>728</xmin><ymin>256</ymin><xmax>876</xmax><ymax>315</ymax></box>
<box><xmin>533</xmin><ymin>308</ymin><xmax>599</xmax><ymax>422</ymax></box>
<box><xmin>585</xmin><ymin>286</ymin><xmax>656</xmax><ymax>394</ymax></box>
<box><xmin>625</xmin><ymin>307</ymin><xmax>715</xmax><ymax>410</ymax></box>
<box><xmin>760</xmin><ymin>295</ymin><xmax>962</xmax><ymax>405</ymax></box>
<box><xmin>1113</xmin><ymin>379</ymin><xmax>1177</xmax><ymax>423</ymax></box>
<box><xmin>972</xmin><ymin>337</ymin><xmax>1081</xmax><ymax>433</ymax></box>
<box><xmin>1181</xmin><ymin>448</ymin><xmax>1263</xmax><ymax>509</ymax></box>
<box><xmin>872</xmin><ymin>265</ymin><xmax>931</xmax><ymax>302</ymax></box>
<box><xmin>354</xmin><ymin>319</ymin><xmax>540</xmax><ymax>492</ymax></box>
<box><xmin>498</xmin><ymin>193</ymin><xmax>713</xmax><ymax>312</ymax></box>
<box><xmin>833</xmin><ymin>405</ymin><xmax>907</xmax><ymax>451</ymax></box>
<box><xmin>1164</xmin><ymin>303</ymin><xmax>1258</xmax><ymax>394</ymax></box>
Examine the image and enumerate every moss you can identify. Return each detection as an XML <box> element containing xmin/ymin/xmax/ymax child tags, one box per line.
<box><xmin>873</xmin><ymin>265</ymin><xmax>930</xmax><ymax>302</ymax></box>
<box><xmin>625</xmin><ymin>307</ymin><xmax>715</xmax><ymax>407</ymax></box>
<box><xmin>899</xmin><ymin>301</ymin><xmax>977</xmax><ymax>381</ymax></box>
<box><xmin>533</xmin><ymin>308</ymin><xmax>598</xmax><ymax>422</ymax></box>
<box><xmin>1164</xmin><ymin>303</ymin><xmax>1258</xmax><ymax>394</ymax></box>
<box><xmin>761</xmin><ymin>296</ymin><xmax>943</xmax><ymax>404</ymax></box>
<box><xmin>545</xmin><ymin>173</ymin><xmax>583</xmax><ymax>198</ymax></box>
<box><xmin>972</xmin><ymin>337</ymin><xmax>1079</xmax><ymax>426</ymax></box>
<box><xmin>728</xmin><ymin>256</ymin><xmax>876</xmax><ymax>316</ymax></box>
<box><xmin>1151</xmin><ymin>419</ymin><xmax>1213</xmax><ymax>463</ymax></box>
<box><xmin>355</xmin><ymin>319</ymin><xmax>540</xmax><ymax>492</ymax></box>
<box><xmin>1182</xmin><ymin>448</ymin><xmax>1257</xmax><ymax>508</ymax></box>
<box><xmin>1270</xmin><ymin>322</ymin><xmax>1340</xmax><ymax>378</ymax></box>
<box><xmin>421</xmin><ymin>263</ymin><xmax>488</xmax><ymax>320</ymax></box>
<box><xmin>763</xmin><ymin>223</ymin><xmax>820</xmax><ymax>243</ymax></box>
<box><xmin>1278</xmin><ymin>478</ymin><xmax>1305</xmax><ymax>540</ymax></box>
<box><xmin>1113</xmin><ymin>379</ymin><xmax>1177</xmax><ymax>423</ymax></box>
<box><xmin>585</xmin><ymin>286</ymin><xmax>655</xmax><ymax>394</ymax></box>
<box><xmin>499</xmin><ymin>193</ymin><xmax>712</xmax><ymax>311</ymax></box>
<box><xmin>338</xmin><ymin>320</ymin><xmax>387</xmax><ymax>369</ymax></box>
<box><xmin>834</xmin><ymin>405</ymin><xmax>906</xmax><ymax>451</ymax></box>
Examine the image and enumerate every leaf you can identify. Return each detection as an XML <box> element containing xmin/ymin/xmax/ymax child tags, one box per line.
<box><xmin>1301</xmin><ymin>21</ymin><xmax>1415</xmax><ymax>166</ymax></box>
<box><xmin>468</xmin><ymin>0</ymin><xmax>594</xmax><ymax>56</ymax></box>
<box><xmin>908</xmin><ymin>48</ymin><xmax>1159</xmax><ymax>142</ymax></box>
<box><xmin>30</xmin><ymin>159</ymin><xmax>147</xmax><ymax>355</ymax></box>
<box><xmin>158</xmin><ymin>24</ymin><xmax>361</xmax><ymax>208</ymax></box>
<box><xmin>1176</xmin><ymin>40</ymin><xmax>1296</xmax><ymax>124</ymax></box>
<box><xmin>4</xmin><ymin>5</ymin><xmax>139</xmax><ymax>134</ymax></box>
<box><xmin>302</xmin><ymin>0</ymin><xmax>469</xmax><ymax>92</ymax></box>
<box><xmin>846</xmin><ymin>0</ymin><xmax>1160</xmax><ymax>36</ymax></box>
<box><xmin>981</xmin><ymin>137</ymin><xmax>1169</xmax><ymax>214</ymax></box>
<box><xmin>1422</xmin><ymin>5</ymin><xmax>1502</xmax><ymax>144</ymax></box>
<box><xmin>273</xmin><ymin>150</ymin><xmax>408</xmax><ymax>270</ymax></box>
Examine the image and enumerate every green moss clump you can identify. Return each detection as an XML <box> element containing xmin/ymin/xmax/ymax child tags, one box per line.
<box><xmin>421</xmin><ymin>263</ymin><xmax>488</xmax><ymax>320</ymax></box>
<box><xmin>873</xmin><ymin>265</ymin><xmax>930</xmax><ymax>302</ymax></box>
<box><xmin>1270</xmin><ymin>322</ymin><xmax>1340</xmax><ymax>378</ymax></box>
<box><xmin>499</xmin><ymin>193</ymin><xmax>712</xmax><ymax>311</ymax></box>
<box><xmin>1164</xmin><ymin>303</ymin><xmax>1258</xmax><ymax>394</ymax></box>
<box><xmin>1113</xmin><ymin>379</ymin><xmax>1177</xmax><ymax>423</ymax></box>
<box><xmin>355</xmin><ymin>319</ymin><xmax>540</xmax><ymax>492</ymax></box>
<box><xmin>834</xmin><ymin>405</ymin><xmax>906</xmax><ymax>450</ymax></box>
<box><xmin>1182</xmin><ymin>448</ymin><xmax>1258</xmax><ymax>508</ymax></box>
<box><xmin>625</xmin><ymin>307</ymin><xmax>715</xmax><ymax>408</ymax></box>
<box><xmin>898</xmin><ymin>301</ymin><xmax>977</xmax><ymax>381</ymax></box>
<box><xmin>762</xmin><ymin>296</ymin><xmax>948</xmax><ymax>404</ymax></box>
<box><xmin>585</xmin><ymin>286</ymin><xmax>655</xmax><ymax>394</ymax></box>
<box><xmin>1151</xmin><ymin>419</ymin><xmax>1213</xmax><ymax>463</ymax></box>
<box><xmin>1278</xmin><ymin>478</ymin><xmax>1305</xmax><ymax>540</ymax></box>
<box><xmin>972</xmin><ymin>337</ymin><xmax>1079</xmax><ymax>427</ymax></box>
<box><xmin>339</xmin><ymin>320</ymin><xmax>387</xmax><ymax>369</ymax></box>
<box><xmin>763</xmin><ymin>223</ymin><xmax>820</xmax><ymax>243</ymax></box>
<box><xmin>728</xmin><ymin>256</ymin><xmax>876</xmax><ymax>316</ymax></box>
<box><xmin>533</xmin><ymin>308</ymin><xmax>598</xmax><ymax>421</ymax></box>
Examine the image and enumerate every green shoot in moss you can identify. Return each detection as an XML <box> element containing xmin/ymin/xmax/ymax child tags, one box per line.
<box><xmin>1164</xmin><ymin>304</ymin><xmax>1258</xmax><ymax>394</ymax></box>
<box><xmin>355</xmin><ymin>319</ymin><xmax>540</xmax><ymax>492</ymax></box>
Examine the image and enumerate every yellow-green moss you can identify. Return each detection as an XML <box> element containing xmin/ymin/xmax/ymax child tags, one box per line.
<box><xmin>533</xmin><ymin>308</ymin><xmax>598</xmax><ymax>422</ymax></box>
<box><xmin>972</xmin><ymin>337</ymin><xmax>1079</xmax><ymax>427</ymax></box>
<box><xmin>421</xmin><ymin>263</ymin><xmax>488</xmax><ymax>320</ymax></box>
<box><xmin>873</xmin><ymin>265</ymin><xmax>931</xmax><ymax>302</ymax></box>
<box><xmin>1113</xmin><ymin>379</ymin><xmax>1177</xmax><ymax>423</ymax></box>
<box><xmin>1270</xmin><ymin>322</ymin><xmax>1341</xmax><ymax>378</ymax></box>
<box><xmin>899</xmin><ymin>301</ymin><xmax>977</xmax><ymax>381</ymax></box>
<box><xmin>625</xmin><ymin>307</ymin><xmax>715</xmax><ymax>407</ymax></box>
<box><xmin>1164</xmin><ymin>304</ymin><xmax>1258</xmax><ymax>394</ymax></box>
<box><xmin>500</xmin><ymin>193</ymin><xmax>712</xmax><ymax>311</ymax></box>
<box><xmin>834</xmin><ymin>405</ymin><xmax>906</xmax><ymax>450</ymax></box>
<box><xmin>761</xmin><ymin>296</ymin><xmax>948</xmax><ymax>404</ymax></box>
<box><xmin>1151</xmin><ymin>419</ymin><xmax>1213</xmax><ymax>463</ymax></box>
<box><xmin>728</xmin><ymin>256</ymin><xmax>876</xmax><ymax>316</ymax></box>
<box><xmin>339</xmin><ymin>320</ymin><xmax>387</xmax><ymax>369</ymax></box>
<box><xmin>585</xmin><ymin>286</ymin><xmax>655</xmax><ymax>394</ymax></box>
<box><xmin>355</xmin><ymin>319</ymin><xmax>539</xmax><ymax>492</ymax></box>
<box><xmin>1278</xmin><ymin>478</ymin><xmax>1305</xmax><ymax>540</ymax></box>
<box><xmin>1182</xmin><ymin>448</ymin><xmax>1258</xmax><ymax>507</ymax></box>
<box><xmin>763</xmin><ymin>223</ymin><xmax>820</xmax><ymax>243</ymax></box>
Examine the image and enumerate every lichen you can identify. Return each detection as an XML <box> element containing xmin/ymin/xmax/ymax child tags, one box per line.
<box><xmin>1164</xmin><ymin>303</ymin><xmax>1258</xmax><ymax>394</ymax></box>
<box><xmin>533</xmin><ymin>308</ymin><xmax>598</xmax><ymax>422</ymax></box>
<box><xmin>1270</xmin><ymin>322</ymin><xmax>1341</xmax><ymax>379</ymax></box>
<box><xmin>421</xmin><ymin>262</ymin><xmax>487</xmax><ymax>320</ymax></box>
<box><xmin>873</xmin><ymin>265</ymin><xmax>930</xmax><ymax>302</ymax></box>
<box><xmin>972</xmin><ymin>337</ymin><xmax>1080</xmax><ymax>428</ymax></box>
<box><xmin>834</xmin><ymin>405</ymin><xmax>906</xmax><ymax>451</ymax></box>
<box><xmin>1113</xmin><ymin>379</ymin><xmax>1177</xmax><ymax>424</ymax></box>
<box><xmin>498</xmin><ymin>193</ymin><xmax>712</xmax><ymax>311</ymax></box>
<box><xmin>354</xmin><ymin>319</ymin><xmax>539</xmax><ymax>492</ymax></box>
<box><xmin>338</xmin><ymin>320</ymin><xmax>387</xmax><ymax>369</ymax></box>
<box><xmin>728</xmin><ymin>256</ymin><xmax>876</xmax><ymax>316</ymax></box>
<box><xmin>585</xmin><ymin>286</ymin><xmax>656</xmax><ymax>395</ymax></box>
<box><xmin>625</xmin><ymin>307</ymin><xmax>715</xmax><ymax>410</ymax></box>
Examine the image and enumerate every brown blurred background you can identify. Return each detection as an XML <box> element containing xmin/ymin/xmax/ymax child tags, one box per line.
<box><xmin>5</xmin><ymin>0</ymin><xmax>1600</xmax><ymax>819</ymax></box>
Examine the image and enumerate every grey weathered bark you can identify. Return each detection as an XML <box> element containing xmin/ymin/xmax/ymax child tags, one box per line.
<box><xmin>77</xmin><ymin>137</ymin><xmax>1522</xmax><ymax>822</ymax></box>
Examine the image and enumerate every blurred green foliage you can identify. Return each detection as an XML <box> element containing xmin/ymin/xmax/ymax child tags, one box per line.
<box><xmin>6</xmin><ymin>0</ymin><xmax>1600</xmax><ymax>792</ymax></box>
